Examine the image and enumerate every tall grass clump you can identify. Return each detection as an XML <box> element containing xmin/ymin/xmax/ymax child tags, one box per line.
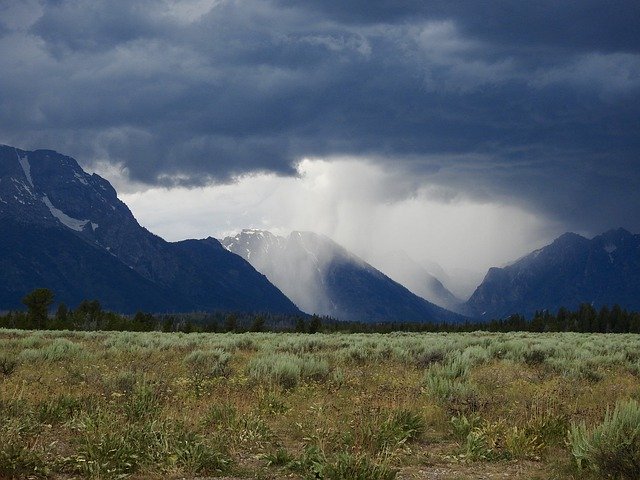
<box><xmin>375</xmin><ymin>409</ymin><xmax>426</xmax><ymax>452</ymax></box>
<box><xmin>336</xmin><ymin>408</ymin><xmax>426</xmax><ymax>457</ymax></box>
<box><xmin>296</xmin><ymin>447</ymin><xmax>396</xmax><ymax>480</ymax></box>
<box><xmin>184</xmin><ymin>349</ymin><xmax>231</xmax><ymax>378</ymax></box>
<box><xmin>569</xmin><ymin>399</ymin><xmax>640</xmax><ymax>479</ymax></box>
<box><xmin>0</xmin><ymin>353</ymin><xmax>19</xmax><ymax>376</ymax></box>
<box><xmin>122</xmin><ymin>382</ymin><xmax>164</xmax><ymax>421</ymax></box>
<box><xmin>318</xmin><ymin>453</ymin><xmax>396</xmax><ymax>480</ymax></box>
<box><xmin>201</xmin><ymin>404</ymin><xmax>272</xmax><ymax>450</ymax></box>
<box><xmin>466</xmin><ymin>423</ymin><xmax>544</xmax><ymax>461</ymax></box>
<box><xmin>423</xmin><ymin>357</ymin><xmax>478</xmax><ymax>412</ymax></box>
<box><xmin>0</xmin><ymin>445</ymin><xmax>47</xmax><ymax>479</ymax></box>
<box><xmin>248</xmin><ymin>354</ymin><xmax>330</xmax><ymax>388</ymax></box>
<box><xmin>66</xmin><ymin>410</ymin><xmax>230</xmax><ymax>478</ymax></box>
<box><xmin>0</xmin><ymin>418</ymin><xmax>48</xmax><ymax>478</ymax></box>
<box><xmin>36</xmin><ymin>395</ymin><xmax>84</xmax><ymax>424</ymax></box>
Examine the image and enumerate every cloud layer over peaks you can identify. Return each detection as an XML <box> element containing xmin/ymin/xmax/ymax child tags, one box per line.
<box><xmin>1</xmin><ymin>0</ymin><xmax>639</xmax><ymax>233</ymax></box>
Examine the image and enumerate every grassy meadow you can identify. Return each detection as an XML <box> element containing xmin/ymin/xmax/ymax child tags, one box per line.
<box><xmin>1</xmin><ymin>329</ymin><xmax>639</xmax><ymax>479</ymax></box>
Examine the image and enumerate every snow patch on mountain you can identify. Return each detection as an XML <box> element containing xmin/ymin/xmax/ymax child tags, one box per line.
<box><xmin>604</xmin><ymin>244</ymin><xmax>617</xmax><ymax>253</ymax></box>
<box><xmin>74</xmin><ymin>172</ymin><xmax>89</xmax><ymax>185</ymax></box>
<box><xmin>16</xmin><ymin>150</ymin><xmax>34</xmax><ymax>188</ymax></box>
<box><xmin>604</xmin><ymin>244</ymin><xmax>618</xmax><ymax>263</ymax></box>
<box><xmin>42</xmin><ymin>195</ymin><xmax>89</xmax><ymax>231</ymax></box>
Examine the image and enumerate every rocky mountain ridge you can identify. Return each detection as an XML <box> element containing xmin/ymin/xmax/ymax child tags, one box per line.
<box><xmin>466</xmin><ymin>228</ymin><xmax>640</xmax><ymax>318</ymax></box>
<box><xmin>222</xmin><ymin>229</ymin><xmax>465</xmax><ymax>323</ymax></box>
<box><xmin>0</xmin><ymin>145</ymin><xmax>300</xmax><ymax>314</ymax></box>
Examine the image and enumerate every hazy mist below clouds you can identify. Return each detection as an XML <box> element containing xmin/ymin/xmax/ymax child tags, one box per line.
<box><xmin>113</xmin><ymin>157</ymin><xmax>564</xmax><ymax>296</ymax></box>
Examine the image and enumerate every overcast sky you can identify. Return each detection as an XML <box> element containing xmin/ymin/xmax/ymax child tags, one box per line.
<box><xmin>1</xmin><ymin>1</ymin><xmax>639</xmax><ymax>281</ymax></box>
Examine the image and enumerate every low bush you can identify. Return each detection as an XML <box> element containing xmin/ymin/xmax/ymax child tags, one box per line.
<box><xmin>463</xmin><ymin>420</ymin><xmax>544</xmax><ymax>461</ymax></box>
<box><xmin>248</xmin><ymin>354</ymin><xmax>330</xmax><ymax>388</ymax></box>
<box><xmin>523</xmin><ymin>347</ymin><xmax>550</xmax><ymax>366</ymax></box>
<box><xmin>569</xmin><ymin>399</ymin><xmax>640</xmax><ymax>479</ymax></box>
<box><xmin>0</xmin><ymin>353</ymin><xmax>19</xmax><ymax>376</ymax></box>
<box><xmin>184</xmin><ymin>348</ymin><xmax>231</xmax><ymax>378</ymax></box>
<box><xmin>424</xmin><ymin>361</ymin><xmax>479</xmax><ymax>413</ymax></box>
<box><xmin>414</xmin><ymin>348</ymin><xmax>446</xmax><ymax>368</ymax></box>
<box><xmin>19</xmin><ymin>338</ymin><xmax>87</xmax><ymax>363</ymax></box>
<box><xmin>450</xmin><ymin>414</ymin><xmax>483</xmax><ymax>440</ymax></box>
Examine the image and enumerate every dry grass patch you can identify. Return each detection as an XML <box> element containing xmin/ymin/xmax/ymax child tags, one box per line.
<box><xmin>0</xmin><ymin>330</ymin><xmax>638</xmax><ymax>479</ymax></box>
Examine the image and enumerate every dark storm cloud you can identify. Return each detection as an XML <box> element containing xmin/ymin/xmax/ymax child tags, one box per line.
<box><xmin>278</xmin><ymin>1</ymin><xmax>640</xmax><ymax>53</ymax></box>
<box><xmin>1</xmin><ymin>0</ymin><xmax>639</xmax><ymax>233</ymax></box>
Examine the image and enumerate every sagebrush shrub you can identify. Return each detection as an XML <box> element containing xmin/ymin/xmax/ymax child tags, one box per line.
<box><xmin>424</xmin><ymin>360</ymin><xmax>479</xmax><ymax>413</ymax></box>
<box><xmin>19</xmin><ymin>338</ymin><xmax>86</xmax><ymax>363</ymax></box>
<box><xmin>523</xmin><ymin>347</ymin><xmax>549</xmax><ymax>366</ymax></box>
<box><xmin>414</xmin><ymin>349</ymin><xmax>445</xmax><ymax>368</ymax></box>
<box><xmin>248</xmin><ymin>353</ymin><xmax>330</xmax><ymax>388</ymax></box>
<box><xmin>184</xmin><ymin>348</ymin><xmax>231</xmax><ymax>378</ymax></box>
<box><xmin>569</xmin><ymin>399</ymin><xmax>640</xmax><ymax>479</ymax></box>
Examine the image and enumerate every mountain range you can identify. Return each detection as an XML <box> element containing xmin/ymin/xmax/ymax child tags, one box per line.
<box><xmin>466</xmin><ymin>228</ymin><xmax>640</xmax><ymax>319</ymax></box>
<box><xmin>2</xmin><ymin>144</ymin><xmax>639</xmax><ymax>322</ymax></box>
<box><xmin>221</xmin><ymin>230</ymin><xmax>465</xmax><ymax>323</ymax></box>
<box><xmin>0</xmin><ymin>145</ymin><xmax>299</xmax><ymax>314</ymax></box>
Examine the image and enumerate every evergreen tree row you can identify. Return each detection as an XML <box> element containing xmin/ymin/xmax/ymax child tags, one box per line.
<box><xmin>2</xmin><ymin>288</ymin><xmax>640</xmax><ymax>334</ymax></box>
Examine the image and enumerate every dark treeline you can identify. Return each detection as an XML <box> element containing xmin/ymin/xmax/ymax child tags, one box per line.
<box><xmin>319</xmin><ymin>303</ymin><xmax>640</xmax><ymax>334</ymax></box>
<box><xmin>465</xmin><ymin>304</ymin><xmax>640</xmax><ymax>334</ymax></box>
<box><xmin>0</xmin><ymin>288</ymin><xmax>321</xmax><ymax>333</ymax></box>
<box><xmin>2</xmin><ymin>288</ymin><xmax>640</xmax><ymax>334</ymax></box>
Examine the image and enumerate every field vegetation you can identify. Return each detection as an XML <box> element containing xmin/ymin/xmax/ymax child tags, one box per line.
<box><xmin>1</xmin><ymin>329</ymin><xmax>639</xmax><ymax>479</ymax></box>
